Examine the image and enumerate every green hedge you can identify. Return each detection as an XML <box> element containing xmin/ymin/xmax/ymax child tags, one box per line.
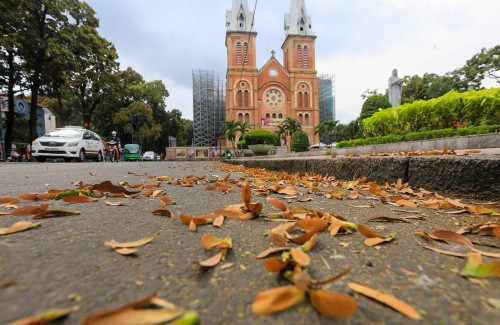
<box><xmin>243</xmin><ymin>129</ymin><xmax>278</xmax><ymax>145</ymax></box>
<box><xmin>291</xmin><ymin>131</ymin><xmax>310</xmax><ymax>152</ymax></box>
<box><xmin>337</xmin><ymin>125</ymin><xmax>500</xmax><ymax>148</ymax></box>
<box><xmin>362</xmin><ymin>88</ymin><xmax>500</xmax><ymax>137</ymax></box>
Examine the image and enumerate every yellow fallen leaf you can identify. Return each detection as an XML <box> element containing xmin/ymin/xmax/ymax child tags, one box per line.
<box><xmin>0</xmin><ymin>221</ymin><xmax>42</xmax><ymax>235</ymax></box>
<box><xmin>348</xmin><ymin>282</ymin><xmax>421</xmax><ymax>320</ymax></box>
<box><xmin>104</xmin><ymin>234</ymin><xmax>159</xmax><ymax>249</ymax></box>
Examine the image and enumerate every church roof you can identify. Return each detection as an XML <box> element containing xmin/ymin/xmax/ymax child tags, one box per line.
<box><xmin>226</xmin><ymin>0</ymin><xmax>255</xmax><ymax>33</ymax></box>
<box><xmin>284</xmin><ymin>0</ymin><xmax>314</xmax><ymax>36</ymax></box>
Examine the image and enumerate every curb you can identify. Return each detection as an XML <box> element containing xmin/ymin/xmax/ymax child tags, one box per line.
<box><xmin>230</xmin><ymin>154</ymin><xmax>500</xmax><ymax>200</ymax></box>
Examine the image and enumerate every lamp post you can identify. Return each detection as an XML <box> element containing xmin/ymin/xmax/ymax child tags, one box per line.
<box><xmin>0</xmin><ymin>110</ymin><xmax>5</xmax><ymax>161</ymax></box>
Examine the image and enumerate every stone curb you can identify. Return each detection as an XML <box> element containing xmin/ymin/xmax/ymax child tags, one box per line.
<box><xmin>231</xmin><ymin>154</ymin><xmax>500</xmax><ymax>200</ymax></box>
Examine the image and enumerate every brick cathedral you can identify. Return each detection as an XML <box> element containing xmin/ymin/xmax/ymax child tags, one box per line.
<box><xmin>225</xmin><ymin>0</ymin><xmax>319</xmax><ymax>143</ymax></box>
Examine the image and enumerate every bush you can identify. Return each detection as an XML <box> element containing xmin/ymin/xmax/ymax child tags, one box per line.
<box><xmin>291</xmin><ymin>131</ymin><xmax>310</xmax><ymax>152</ymax></box>
<box><xmin>237</xmin><ymin>139</ymin><xmax>248</xmax><ymax>149</ymax></box>
<box><xmin>337</xmin><ymin>125</ymin><xmax>500</xmax><ymax>148</ymax></box>
<box><xmin>362</xmin><ymin>88</ymin><xmax>500</xmax><ymax>137</ymax></box>
<box><xmin>244</xmin><ymin>129</ymin><xmax>278</xmax><ymax>145</ymax></box>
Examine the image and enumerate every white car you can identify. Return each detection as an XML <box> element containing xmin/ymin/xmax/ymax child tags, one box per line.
<box><xmin>142</xmin><ymin>151</ymin><xmax>156</xmax><ymax>161</ymax></box>
<box><xmin>31</xmin><ymin>126</ymin><xmax>105</xmax><ymax>162</ymax></box>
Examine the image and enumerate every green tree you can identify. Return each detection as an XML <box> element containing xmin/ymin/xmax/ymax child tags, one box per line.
<box><xmin>222</xmin><ymin>120</ymin><xmax>239</xmax><ymax>153</ymax></box>
<box><xmin>457</xmin><ymin>45</ymin><xmax>500</xmax><ymax>89</ymax></box>
<box><xmin>291</xmin><ymin>131</ymin><xmax>310</xmax><ymax>152</ymax></box>
<box><xmin>360</xmin><ymin>95</ymin><xmax>391</xmax><ymax>120</ymax></box>
<box><xmin>314</xmin><ymin>120</ymin><xmax>339</xmax><ymax>144</ymax></box>
<box><xmin>275</xmin><ymin>124</ymin><xmax>287</xmax><ymax>146</ymax></box>
<box><xmin>283</xmin><ymin>117</ymin><xmax>301</xmax><ymax>151</ymax></box>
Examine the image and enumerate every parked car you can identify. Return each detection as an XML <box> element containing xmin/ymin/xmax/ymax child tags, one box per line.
<box><xmin>142</xmin><ymin>151</ymin><xmax>156</xmax><ymax>161</ymax></box>
<box><xmin>31</xmin><ymin>126</ymin><xmax>105</xmax><ymax>162</ymax></box>
<box><xmin>123</xmin><ymin>144</ymin><xmax>142</xmax><ymax>161</ymax></box>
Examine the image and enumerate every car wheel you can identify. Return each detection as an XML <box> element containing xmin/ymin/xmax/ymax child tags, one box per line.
<box><xmin>97</xmin><ymin>151</ymin><xmax>103</xmax><ymax>162</ymax></box>
<box><xmin>35</xmin><ymin>157</ymin><xmax>46</xmax><ymax>162</ymax></box>
<box><xmin>64</xmin><ymin>158</ymin><xmax>72</xmax><ymax>162</ymax></box>
<box><xmin>77</xmin><ymin>149</ymin><xmax>86</xmax><ymax>162</ymax></box>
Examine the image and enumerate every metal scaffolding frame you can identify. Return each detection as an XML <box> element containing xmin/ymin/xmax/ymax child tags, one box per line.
<box><xmin>192</xmin><ymin>70</ymin><xmax>226</xmax><ymax>147</ymax></box>
<box><xmin>318</xmin><ymin>73</ymin><xmax>336</xmax><ymax>123</ymax></box>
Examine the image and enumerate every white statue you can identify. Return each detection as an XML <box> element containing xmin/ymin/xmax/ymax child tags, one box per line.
<box><xmin>388</xmin><ymin>68</ymin><xmax>402</xmax><ymax>107</ymax></box>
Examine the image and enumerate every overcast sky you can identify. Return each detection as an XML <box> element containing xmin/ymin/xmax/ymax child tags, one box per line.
<box><xmin>85</xmin><ymin>0</ymin><xmax>500</xmax><ymax>123</ymax></box>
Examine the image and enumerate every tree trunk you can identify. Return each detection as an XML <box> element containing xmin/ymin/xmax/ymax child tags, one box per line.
<box><xmin>4</xmin><ymin>49</ymin><xmax>16</xmax><ymax>158</ymax></box>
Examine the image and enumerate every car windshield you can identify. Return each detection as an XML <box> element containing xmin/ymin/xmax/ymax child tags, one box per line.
<box><xmin>145</xmin><ymin>151</ymin><xmax>154</xmax><ymax>155</ymax></box>
<box><xmin>125</xmin><ymin>145</ymin><xmax>140</xmax><ymax>153</ymax></box>
<box><xmin>44</xmin><ymin>129</ymin><xmax>83</xmax><ymax>138</ymax></box>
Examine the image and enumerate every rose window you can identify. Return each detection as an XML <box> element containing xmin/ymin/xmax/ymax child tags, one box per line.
<box><xmin>264</xmin><ymin>89</ymin><xmax>284</xmax><ymax>109</ymax></box>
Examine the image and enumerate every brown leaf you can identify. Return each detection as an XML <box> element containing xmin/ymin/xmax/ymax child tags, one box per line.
<box><xmin>151</xmin><ymin>209</ymin><xmax>173</xmax><ymax>217</ymax></box>
<box><xmin>33</xmin><ymin>210</ymin><xmax>81</xmax><ymax>219</ymax></box>
<box><xmin>296</xmin><ymin>218</ymin><xmax>328</xmax><ymax>232</ymax></box>
<box><xmin>10</xmin><ymin>306</ymin><xmax>79</xmax><ymax>325</ymax></box>
<box><xmin>11</xmin><ymin>204</ymin><xmax>49</xmax><ymax>216</ymax></box>
<box><xmin>195</xmin><ymin>251</ymin><xmax>224</xmax><ymax>267</ymax></box>
<box><xmin>264</xmin><ymin>257</ymin><xmax>289</xmax><ymax>273</ymax></box>
<box><xmin>430</xmin><ymin>230</ymin><xmax>474</xmax><ymax>248</ymax></box>
<box><xmin>358</xmin><ymin>224</ymin><xmax>385</xmax><ymax>239</ymax></box>
<box><xmin>160</xmin><ymin>196</ymin><xmax>175</xmax><ymax>207</ymax></box>
<box><xmin>0</xmin><ymin>196</ymin><xmax>20</xmax><ymax>204</ymax></box>
<box><xmin>268</xmin><ymin>232</ymin><xmax>289</xmax><ymax>245</ymax></box>
<box><xmin>104</xmin><ymin>234</ymin><xmax>159</xmax><ymax>249</ymax></box>
<box><xmin>277</xmin><ymin>186</ymin><xmax>299</xmax><ymax>195</ymax></box>
<box><xmin>267</xmin><ymin>197</ymin><xmax>287</xmax><ymax>212</ymax></box>
<box><xmin>242</xmin><ymin>182</ymin><xmax>251</xmax><ymax>208</ymax></box>
<box><xmin>348</xmin><ymin>282</ymin><xmax>421</xmax><ymax>320</ymax></box>
<box><xmin>256</xmin><ymin>247</ymin><xmax>290</xmax><ymax>259</ymax></box>
<box><xmin>36</xmin><ymin>192</ymin><xmax>59</xmax><ymax>200</ymax></box>
<box><xmin>213</xmin><ymin>214</ymin><xmax>225</xmax><ymax>227</ymax></box>
<box><xmin>91</xmin><ymin>181</ymin><xmax>140</xmax><ymax>195</ymax></box>
<box><xmin>105</xmin><ymin>201</ymin><xmax>126</xmax><ymax>206</ymax></box>
<box><xmin>19</xmin><ymin>193</ymin><xmax>39</xmax><ymax>201</ymax></box>
<box><xmin>368</xmin><ymin>216</ymin><xmax>410</xmax><ymax>223</ymax></box>
<box><xmin>396</xmin><ymin>199</ymin><xmax>417</xmax><ymax>209</ymax></box>
<box><xmin>289</xmin><ymin>230</ymin><xmax>316</xmax><ymax>245</ymax></box>
<box><xmin>83</xmin><ymin>292</ymin><xmax>183</xmax><ymax>325</ymax></box>
<box><xmin>309</xmin><ymin>290</ymin><xmax>357</xmax><ymax>318</ymax></box>
<box><xmin>0</xmin><ymin>221</ymin><xmax>42</xmax><ymax>236</ymax></box>
<box><xmin>290</xmin><ymin>248</ymin><xmax>310</xmax><ymax>266</ymax></box>
<box><xmin>179</xmin><ymin>213</ymin><xmax>212</xmax><ymax>226</ymax></box>
<box><xmin>114</xmin><ymin>247</ymin><xmax>139</xmax><ymax>255</ymax></box>
<box><xmin>251</xmin><ymin>285</ymin><xmax>305</xmax><ymax>315</ymax></box>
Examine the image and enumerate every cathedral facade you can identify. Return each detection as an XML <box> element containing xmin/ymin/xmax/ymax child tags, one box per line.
<box><xmin>225</xmin><ymin>0</ymin><xmax>319</xmax><ymax>143</ymax></box>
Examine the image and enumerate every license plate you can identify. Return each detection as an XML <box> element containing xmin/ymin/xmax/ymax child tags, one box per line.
<box><xmin>44</xmin><ymin>147</ymin><xmax>59</xmax><ymax>151</ymax></box>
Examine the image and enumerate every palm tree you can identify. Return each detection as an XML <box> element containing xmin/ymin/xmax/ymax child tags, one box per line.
<box><xmin>275</xmin><ymin>124</ymin><xmax>287</xmax><ymax>146</ymax></box>
<box><xmin>221</xmin><ymin>120</ymin><xmax>239</xmax><ymax>153</ymax></box>
<box><xmin>237</xmin><ymin>121</ymin><xmax>251</xmax><ymax>140</ymax></box>
<box><xmin>314</xmin><ymin>120</ymin><xmax>339</xmax><ymax>144</ymax></box>
<box><xmin>283</xmin><ymin>118</ymin><xmax>301</xmax><ymax>152</ymax></box>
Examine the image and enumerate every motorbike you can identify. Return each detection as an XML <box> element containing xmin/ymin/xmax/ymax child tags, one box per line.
<box><xmin>107</xmin><ymin>140</ymin><xmax>120</xmax><ymax>162</ymax></box>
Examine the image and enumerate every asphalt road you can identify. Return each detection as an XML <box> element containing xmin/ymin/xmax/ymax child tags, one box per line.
<box><xmin>0</xmin><ymin>161</ymin><xmax>498</xmax><ymax>324</ymax></box>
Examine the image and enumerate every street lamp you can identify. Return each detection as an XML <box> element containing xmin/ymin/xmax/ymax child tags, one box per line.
<box><xmin>0</xmin><ymin>110</ymin><xmax>5</xmax><ymax>161</ymax></box>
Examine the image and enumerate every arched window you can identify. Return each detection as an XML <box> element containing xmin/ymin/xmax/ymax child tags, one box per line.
<box><xmin>297</xmin><ymin>45</ymin><xmax>302</xmax><ymax>67</ymax></box>
<box><xmin>298</xmin><ymin>114</ymin><xmax>303</xmax><ymax>124</ymax></box>
<box><xmin>272</xmin><ymin>113</ymin><xmax>277</xmax><ymax>119</ymax></box>
<box><xmin>236</xmin><ymin>42</ymin><xmax>241</xmax><ymax>65</ymax></box>
<box><xmin>243</xmin><ymin>42</ymin><xmax>249</xmax><ymax>65</ymax></box>
<box><xmin>298</xmin><ymin>92</ymin><xmax>303</xmax><ymax>108</ymax></box>
<box><xmin>304</xmin><ymin>46</ymin><xmax>309</xmax><ymax>68</ymax></box>
<box><xmin>245</xmin><ymin>113</ymin><xmax>250</xmax><ymax>123</ymax></box>
<box><xmin>278</xmin><ymin>113</ymin><xmax>283</xmax><ymax>118</ymax></box>
<box><xmin>305</xmin><ymin>114</ymin><xmax>309</xmax><ymax>125</ymax></box>
<box><xmin>237</xmin><ymin>90</ymin><xmax>243</xmax><ymax>107</ymax></box>
<box><xmin>266</xmin><ymin>113</ymin><xmax>270</xmax><ymax>118</ymax></box>
<box><xmin>238</xmin><ymin>113</ymin><xmax>243</xmax><ymax>122</ymax></box>
<box><xmin>304</xmin><ymin>92</ymin><xmax>309</xmax><ymax>108</ymax></box>
<box><xmin>244</xmin><ymin>90</ymin><xmax>249</xmax><ymax>107</ymax></box>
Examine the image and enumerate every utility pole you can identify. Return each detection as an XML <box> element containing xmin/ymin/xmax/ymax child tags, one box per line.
<box><xmin>0</xmin><ymin>108</ymin><xmax>5</xmax><ymax>161</ymax></box>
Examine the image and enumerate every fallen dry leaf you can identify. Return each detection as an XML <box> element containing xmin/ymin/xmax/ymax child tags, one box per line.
<box><xmin>0</xmin><ymin>196</ymin><xmax>21</xmax><ymax>204</ymax></box>
<box><xmin>251</xmin><ymin>285</ymin><xmax>306</xmax><ymax>315</ymax></box>
<box><xmin>33</xmin><ymin>210</ymin><xmax>81</xmax><ymax>219</ymax></box>
<box><xmin>9</xmin><ymin>306</ymin><xmax>79</xmax><ymax>325</ymax></box>
<box><xmin>309</xmin><ymin>290</ymin><xmax>357</xmax><ymax>318</ymax></box>
<box><xmin>104</xmin><ymin>234</ymin><xmax>159</xmax><ymax>249</ymax></box>
<box><xmin>151</xmin><ymin>209</ymin><xmax>173</xmax><ymax>218</ymax></box>
<box><xmin>0</xmin><ymin>221</ymin><xmax>42</xmax><ymax>236</ymax></box>
<box><xmin>348</xmin><ymin>282</ymin><xmax>421</xmax><ymax>320</ymax></box>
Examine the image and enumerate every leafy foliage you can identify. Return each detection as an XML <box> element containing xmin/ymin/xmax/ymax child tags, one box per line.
<box><xmin>291</xmin><ymin>131</ymin><xmax>310</xmax><ymax>152</ymax></box>
<box><xmin>244</xmin><ymin>129</ymin><xmax>278</xmax><ymax>145</ymax></box>
<box><xmin>360</xmin><ymin>95</ymin><xmax>392</xmax><ymax>120</ymax></box>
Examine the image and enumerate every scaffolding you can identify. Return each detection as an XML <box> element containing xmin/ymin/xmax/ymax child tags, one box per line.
<box><xmin>318</xmin><ymin>73</ymin><xmax>336</xmax><ymax>123</ymax></box>
<box><xmin>192</xmin><ymin>70</ymin><xmax>225</xmax><ymax>147</ymax></box>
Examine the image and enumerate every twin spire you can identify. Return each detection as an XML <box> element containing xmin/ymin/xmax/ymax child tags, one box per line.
<box><xmin>226</xmin><ymin>0</ymin><xmax>314</xmax><ymax>36</ymax></box>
